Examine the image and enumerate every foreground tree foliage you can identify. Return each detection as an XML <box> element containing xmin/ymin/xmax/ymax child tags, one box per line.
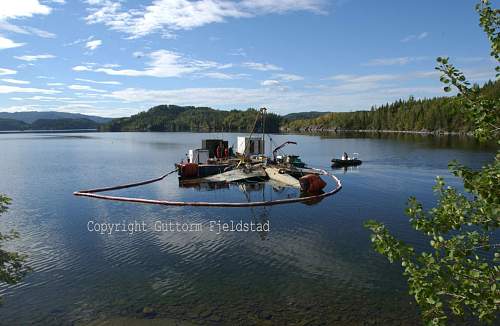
<box><xmin>0</xmin><ymin>194</ymin><xmax>30</xmax><ymax>302</ymax></box>
<box><xmin>365</xmin><ymin>1</ymin><xmax>499</xmax><ymax>325</ymax></box>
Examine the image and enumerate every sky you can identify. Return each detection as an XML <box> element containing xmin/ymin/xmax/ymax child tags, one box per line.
<box><xmin>0</xmin><ymin>0</ymin><xmax>497</xmax><ymax>117</ymax></box>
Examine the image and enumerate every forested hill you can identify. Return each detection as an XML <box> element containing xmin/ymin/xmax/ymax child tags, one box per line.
<box><xmin>0</xmin><ymin>118</ymin><xmax>99</xmax><ymax>131</ymax></box>
<box><xmin>100</xmin><ymin>106</ymin><xmax>282</xmax><ymax>132</ymax></box>
<box><xmin>101</xmin><ymin>80</ymin><xmax>499</xmax><ymax>134</ymax></box>
<box><xmin>0</xmin><ymin>111</ymin><xmax>111</xmax><ymax>124</ymax></box>
<box><xmin>0</xmin><ymin>118</ymin><xmax>30</xmax><ymax>131</ymax></box>
<box><xmin>282</xmin><ymin>80</ymin><xmax>500</xmax><ymax>133</ymax></box>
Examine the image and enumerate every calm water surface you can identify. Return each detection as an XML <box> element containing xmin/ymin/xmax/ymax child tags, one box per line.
<box><xmin>0</xmin><ymin>132</ymin><xmax>496</xmax><ymax>325</ymax></box>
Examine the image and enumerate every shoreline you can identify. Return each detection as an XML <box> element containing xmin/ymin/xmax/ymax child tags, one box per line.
<box><xmin>280</xmin><ymin>127</ymin><xmax>473</xmax><ymax>136</ymax></box>
<box><xmin>0</xmin><ymin>128</ymin><xmax>474</xmax><ymax>137</ymax></box>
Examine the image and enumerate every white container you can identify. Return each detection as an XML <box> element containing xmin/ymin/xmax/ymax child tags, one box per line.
<box><xmin>188</xmin><ymin>149</ymin><xmax>209</xmax><ymax>164</ymax></box>
<box><xmin>236</xmin><ymin>137</ymin><xmax>265</xmax><ymax>156</ymax></box>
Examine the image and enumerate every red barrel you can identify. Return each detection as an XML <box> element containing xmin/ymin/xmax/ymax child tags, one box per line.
<box><xmin>180</xmin><ymin>163</ymin><xmax>199</xmax><ymax>178</ymax></box>
<box><xmin>299</xmin><ymin>174</ymin><xmax>326</xmax><ymax>193</ymax></box>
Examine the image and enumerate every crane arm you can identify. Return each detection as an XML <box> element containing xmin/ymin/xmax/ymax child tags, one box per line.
<box><xmin>272</xmin><ymin>141</ymin><xmax>297</xmax><ymax>160</ymax></box>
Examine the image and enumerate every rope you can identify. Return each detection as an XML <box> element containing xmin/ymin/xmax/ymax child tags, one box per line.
<box><xmin>73</xmin><ymin>168</ymin><xmax>342</xmax><ymax>208</ymax></box>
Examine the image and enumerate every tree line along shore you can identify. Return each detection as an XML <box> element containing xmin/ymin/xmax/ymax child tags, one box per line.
<box><xmin>1</xmin><ymin>80</ymin><xmax>498</xmax><ymax>134</ymax></box>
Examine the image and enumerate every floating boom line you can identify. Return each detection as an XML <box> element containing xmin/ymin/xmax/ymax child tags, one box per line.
<box><xmin>73</xmin><ymin>168</ymin><xmax>342</xmax><ymax>208</ymax></box>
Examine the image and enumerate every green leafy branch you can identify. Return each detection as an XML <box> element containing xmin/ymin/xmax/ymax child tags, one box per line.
<box><xmin>365</xmin><ymin>1</ymin><xmax>499</xmax><ymax>325</ymax></box>
<box><xmin>0</xmin><ymin>194</ymin><xmax>31</xmax><ymax>302</ymax></box>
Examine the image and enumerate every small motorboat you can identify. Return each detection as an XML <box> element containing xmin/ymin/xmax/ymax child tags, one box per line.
<box><xmin>331</xmin><ymin>158</ymin><xmax>362</xmax><ymax>167</ymax></box>
<box><xmin>331</xmin><ymin>153</ymin><xmax>362</xmax><ymax>167</ymax></box>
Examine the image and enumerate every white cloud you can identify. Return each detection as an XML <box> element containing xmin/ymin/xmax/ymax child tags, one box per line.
<box><xmin>102</xmin><ymin>63</ymin><xmax>120</xmax><ymax>68</ymax></box>
<box><xmin>0</xmin><ymin>1</ymin><xmax>51</xmax><ymax>20</ymax></box>
<box><xmin>0</xmin><ymin>104</ymin><xmax>41</xmax><ymax>112</ymax></box>
<box><xmin>75</xmin><ymin>78</ymin><xmax>121</xmax><ymax>85</ymax></box>
<box><xmin>0</xmin><ymin>85</ymin><xmax>60</xmax><ymax>94</ymax></box>
<box><xmin>72</xmin><ymin>65</ymin><xmax>92</xmax><ymax>71</ymax></box>
<box><xmin>241</xmin><ymin>0</ymin><xmax>327</xmax><ymax>14</ymax></box>
<box><xmin>229</xmin><ymin>48</ymin><xmax>247</xmax><ymax>56</ymax></box>
<box><xmin>0</xmin><ymin>102</ymin><xmax>131</xmax><ymax>118</ymax></box>
<box><xmin>363</xmin><ymin>56</ymin><xmax>428</xmax><ymax>66</ymax></box>
<box><xmin>418</xmin><ymin>32</ymin><xmax>428</xmax><ymax>39</ymax></box>
<box><xmin>14</xmin><ymin>54</ymin><xmax>55</xmax><ymax>61</ymax></box>
<box><xmin>85</xmin><ymin>39</ymin><xmax>102</xmax><ymax>50</ymax></box>
<box><xmin>106</xmin><ymin>87</ymin><xmax>280</xmax><ymax>105</ymax></box>
<box><xmin>68</xmin><ymin>84</ymin><xmax>107</xmax><ymax>93</ymax></box>
<box><xmin>401</xmin><ymin>32</ymin><xmax>429</xmax><ymax>43</ymax></box>
<box><xmin>0</xmin><ymin>2</ymin><xmax>56</xmax><ymax>40</ymax></box>
<box><xmin>0</xmin><ymin>21</ymin><xmax>56</xmax><ymax>38</ymax></box>
<box><xmin>243</xmin><ymin>62</ymin><xmax>282</xmax><ymax>71</ymax></box>
<box><xmin>103</xmin><ymin>84</ymin><xmax>445</xmax><ymax>115</ymax></box>
<box><xmin>1</xmin><ymin>78</ymin><xmax>29</xmax><ymax>84</ymax></box>
<box><xmin>61</xmin><ymin>64</ymin><xmax>492</xmax><ymax>115</ymax></box>
<box><xmin>133</xmin><ymin>51</ymin><xmax>145</xmax><ymax>58</ymax></box>
<box><xmin>28</xmin><ymin>27</ymin><xmax>56</xmax><ymax>38</ymax></box>
<box><xmin>64</xmin><ymin>36</ymin><xmax>94</xmax><ymax>47</ymax></box>
<box><xmin>75</xmin><ymin>50</ymin><xmax>228</xmax><ymax>78</ymax></box>
<box><xmin>260</xmin><ymin>79</ymin><xmax>281</xmax><ymax>86</ymax></box>
<box><xmin>0</xmin><ymin>36</ymin><xmax>24</xmax><ymax>50</ymax></box>
<box><xmin>273</xmin><ymin>73</ymin><xmax>304</xmax><ymax>81</ymax></box>
<box><xmin>10</xmin><ymin>95</ymin><xmax>57</xmax><ymax>101</ymax></box>
<box><xmin>85</xmin><ymin>0</ymin><xmax>327</xmax><ymax>38</ymax></box>
<box><xmin>0</xmin><ymin>20</ymin><xmax>56</xmax><ymax>38</ymax></box>
<box><xmin>0</xmin><ymin>67</ymin><xmax>17</xmax><ymax>75</ymax></box>
<box><xmin>327</xmin><ymin>74</ymin><xmax>399</xmax><ymax>83</ymax></box>
<box><xmin>200</xmin><ymin>72</ymin><xmax>244</xmax><ymax>80</ymax></box>
<box><xmin>0</xmin><ymin>21</ymin><xmax>26</xmax><ymax>33</ymax></box>
<box><xmin>217</xmin><ymin>63</ymin><xmax>233</xmax><ymax>69</ymax></box>
<box><xmin>259</xmin><ymin>74</ymin><xmax>304</xmax><ymax>88</ymax></box>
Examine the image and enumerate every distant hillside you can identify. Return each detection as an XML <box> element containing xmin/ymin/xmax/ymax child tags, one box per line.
<box><xmin>3</xmin><ymin>80</ymin><xmax>498</xmax><ymax>134</ymax></box>
<box><xmin>0</xmin><ymin>111</ymin><xmax>112</xmax><ymax>124</ymax></box>
<box><xmin>0</xmin><ymin>118</ymin><xmax>30</xmax><ymax>131</ymax></box>
<box><xmin>31</xmin><ymin>118</ymin><xmax>99</xmax><ymax>130</ymax></box>
<box><xmin>282</xmin><ymin>111</ymin><xmax>328</xmax><ymax>121</ymax></box>
<box><xmin>0</xmin><ymin>118</ymin><xmax>99</xmax><ymax>131</ymax></box>
<box><xmin>282</xmin><ymin>80</ymin><xmax>500</xmax><ymax>134</ymax></box>
<box><xmin>100</xmin><ymin>105</ymin><xmax>282</xmax><ymax>132</ymax></box>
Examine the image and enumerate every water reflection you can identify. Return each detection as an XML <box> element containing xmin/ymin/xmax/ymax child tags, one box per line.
<box><xmin>0</xmin><ymin>131</ymin><xmax>495</xmax><ymax>325</ymax></box>
<box><xmin>331</xmin><ymin>165</ymin><xmax>362</xmax><ymax>174</ymax></box>
<box><xmin>314</xmin><ymin>131</ymin><xmax>494</xmax><ymax>149</ymax></box>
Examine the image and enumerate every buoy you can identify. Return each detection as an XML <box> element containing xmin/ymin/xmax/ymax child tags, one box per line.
<box><xmin>299</xmin><ymin>174</ymin><xmax>326</xmax><ymax>193</ymax></box>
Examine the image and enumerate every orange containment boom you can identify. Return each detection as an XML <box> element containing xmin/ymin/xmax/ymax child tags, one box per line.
<box><xmin>73</xmin><ymin>168</ymin><xmax>342</xmax><ymax>208</ymax></box>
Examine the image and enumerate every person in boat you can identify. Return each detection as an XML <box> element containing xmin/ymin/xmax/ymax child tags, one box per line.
<box><xmin>342</xmin><ymin>152</ymin><xmax>349</xmax><ymax>160</ymax></box>
<box><xmin>216</xmin><ymin>144</ymin><xmax>221</xmax><ymax>159</ymax></box>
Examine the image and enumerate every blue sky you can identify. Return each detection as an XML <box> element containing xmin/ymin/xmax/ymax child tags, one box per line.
<box><xmin>0</xmin><ymin>0</ymin><xmax>497</xmax><ymax>117</ymax></box>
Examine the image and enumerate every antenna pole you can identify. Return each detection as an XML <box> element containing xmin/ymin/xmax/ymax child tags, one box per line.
<box><xmin>261</xmin><ymin>107</ymin><xmax>266</xmax><ymax>156</ymax></box>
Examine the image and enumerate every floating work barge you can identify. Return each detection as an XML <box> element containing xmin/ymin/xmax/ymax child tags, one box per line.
<box><xmin>74</xmin><ymin>108</ymin><xmax>342</xmax><ymax>207</ymax></box>
<box><xmin>175</xmin><ymin>109</ymin><xmax>328</xmax><ymax>194</ymax></box>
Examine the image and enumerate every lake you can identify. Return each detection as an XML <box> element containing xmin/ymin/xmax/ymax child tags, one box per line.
<box><xmin>0</xmin><ymin>132</ymin><xmax>496</xmax><ymax>325</ymax></box>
